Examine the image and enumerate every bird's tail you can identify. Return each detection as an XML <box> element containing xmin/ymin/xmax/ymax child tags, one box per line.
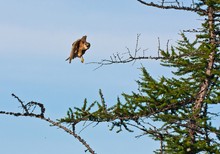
<box><xmin>65</xmin><ymin>57</ymin><xmax>72</xmax><ymax>63</ymax></box>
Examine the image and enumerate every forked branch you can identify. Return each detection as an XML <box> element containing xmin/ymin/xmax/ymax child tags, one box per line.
<box><xmin>0</xmin><ymin>94</ymin><xmax>96</xmax><ymax>154</ymax></box>
<box><xmin>88</xmin><ymin>34</ymin><xmax>164</xmax><ymax>70</ymax></box>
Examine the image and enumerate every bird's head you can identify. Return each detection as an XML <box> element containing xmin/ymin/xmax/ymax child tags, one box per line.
<box><xmin>85</xmin><ymin>42</ymin><xmax>91</xmax><ymax>50</ymax></box>
<box><xmin>80</xmin><ymin>35</ymin><xmax>91</xmax><ymax>50</ymax></box>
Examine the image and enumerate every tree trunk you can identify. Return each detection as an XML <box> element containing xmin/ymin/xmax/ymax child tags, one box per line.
<box><xmin>189</xmin><ymin>6</ymin><xmax>216</xmax><ymax>145</ymax></box>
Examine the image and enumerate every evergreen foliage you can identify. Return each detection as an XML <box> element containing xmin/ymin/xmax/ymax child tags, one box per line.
<box><xmin>59</xmin><ymin>1</ymin><xmax>220</xmax><ymax>153</ymax></box>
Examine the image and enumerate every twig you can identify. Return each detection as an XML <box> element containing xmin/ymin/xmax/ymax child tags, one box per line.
<box><xmin>12</xmin><ymin>93</ymin><xmax>29</xmax><ymax>114</ymax></box>
<box><xmin>157</xmin><ymin>37</ymin><xmax>161</xmax><ymax>57</ymax></box>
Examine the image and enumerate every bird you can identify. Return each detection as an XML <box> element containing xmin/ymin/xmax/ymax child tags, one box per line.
<box><xmin>65</xmin><ymin>35</ymin><xmax>91</xmax><ymax>63</ymax></box>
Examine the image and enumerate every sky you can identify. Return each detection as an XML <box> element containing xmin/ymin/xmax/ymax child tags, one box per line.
<box><xmin>0</xmin><ymin>0</ymin><xmax>202</xmax><ymax>154</ymax></box>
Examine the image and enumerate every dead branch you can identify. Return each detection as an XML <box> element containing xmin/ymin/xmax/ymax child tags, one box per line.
<box><xmin>87</xmin><ymin>34</ymin><xmax>164</xmax><ymax>70</ymax></box>
<box><xmin>0</xmin><ymin>94</ymin><xmax>96</xmax><ymax>154</ymax></box>
<box><xmin>137</xmin><ymin>0</ymin><xmax>207</xmax><ymax>14</ymax></box>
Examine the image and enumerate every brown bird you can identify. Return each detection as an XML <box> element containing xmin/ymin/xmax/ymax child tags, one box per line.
<box><xmin>66</xmin><ymin>35</ymin><xmax>91</xmax><ymax>63</ymax></box>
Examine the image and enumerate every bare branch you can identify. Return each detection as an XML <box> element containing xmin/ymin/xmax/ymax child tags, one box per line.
<box><xmin>137</xmin><ymin>0</ymin><xmax>206</xmax><ymax>14</ymax></box>
<box><xmin>183</xmin><ymin>29</ymin><xmax>206</xmax><ymax>33</ymax></box>
<box><xmin>87</xmin><ymin>34</ymin><xmax>162</xmax><ymax>70</ymax></box>
<box><xmin>0</xmin><ymin>95</ymin><xmax>96</xmax><ymax>154</ymax></box>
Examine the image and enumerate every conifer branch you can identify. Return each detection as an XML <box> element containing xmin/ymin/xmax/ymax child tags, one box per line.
<box><xmin>61</xmin><ymin>97</ymin><xmax>194</xmax><ymax>125</ymax></box>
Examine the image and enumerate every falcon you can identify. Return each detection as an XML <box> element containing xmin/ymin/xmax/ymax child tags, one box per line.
<box><xmin>66</xmin><ymin>35</ymin><xmax>91</xmax><ymax>63</ymax></box>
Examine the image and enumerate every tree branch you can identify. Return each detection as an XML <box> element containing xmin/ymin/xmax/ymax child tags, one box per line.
<box><xmin>87</xmin><ymin>34</ymin><xmax>208</xmax><ymax>70</ymax></box>
<box><xmin>0</xmin><ymin>94</ymin><xmax>96</xmax><ymax>154</ymax></box>
<box><xmin>87</xmin><ymin>34</ymin><xmax>164</xmax><ymax>70</ymax></box>
<box><xmin>137</xmin><ymin>0</ymin><xmax>206</xmax><ymax>14</ymax></box>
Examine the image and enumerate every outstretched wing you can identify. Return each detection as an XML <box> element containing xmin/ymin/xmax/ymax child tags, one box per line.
<box><xmin>66</xmin><ymin>39</ymin><xmax>80</xmax><ymax>63</ymax></box>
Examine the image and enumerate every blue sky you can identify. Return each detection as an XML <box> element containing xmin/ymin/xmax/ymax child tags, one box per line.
<box><xmin>0</xmin><ymin>0</ymin><xmax>201</xmax><ymax>154</ymax></box>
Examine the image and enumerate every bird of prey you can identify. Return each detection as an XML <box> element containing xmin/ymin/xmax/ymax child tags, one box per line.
<box><xmin>66</xmin><ymin>35</ymin><xmax>91</xmax><ymax>63</ymax></box>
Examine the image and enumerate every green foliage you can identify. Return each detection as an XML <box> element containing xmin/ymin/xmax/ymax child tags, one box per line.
<box><xmin>59</xmin><ymin>1</ymin><xmax>220</xmax><ymax>153</ymax></box>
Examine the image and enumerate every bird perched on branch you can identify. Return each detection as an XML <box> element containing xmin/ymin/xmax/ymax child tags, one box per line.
<box><xmin>66</xmin><ymin>35</ymin><xmax>91</xmax><ymax>63</ymax></box>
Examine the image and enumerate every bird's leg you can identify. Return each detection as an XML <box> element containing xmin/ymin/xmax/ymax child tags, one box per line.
<box><xmin>80</xmin><ymin>57</ymin><xmax>84</xmax><ymax>63</ymax></box>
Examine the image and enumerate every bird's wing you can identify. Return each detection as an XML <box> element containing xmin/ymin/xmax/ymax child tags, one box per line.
<box><xmin>69</xmin><ymin>39</ymin><xmax>80</xmax><ymax>60</ymax></box>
